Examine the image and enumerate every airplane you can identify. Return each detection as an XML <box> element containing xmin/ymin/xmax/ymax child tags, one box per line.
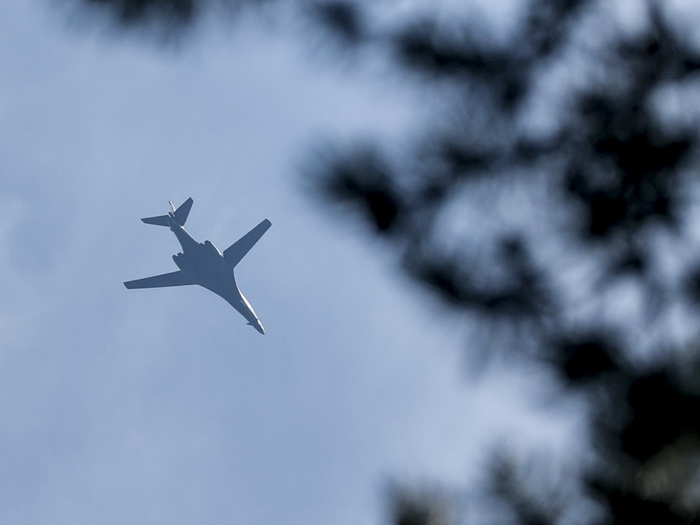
<box><xmin>124</xmin><ymin>198</ymin><xmax>271</xmax><ymax>334</ymax></box>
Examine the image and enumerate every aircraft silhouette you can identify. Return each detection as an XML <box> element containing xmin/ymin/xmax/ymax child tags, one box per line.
<box><xmin>124</xmin><ymin>198</ymin><xmax>271</xmax><ymax>334</ymax></box>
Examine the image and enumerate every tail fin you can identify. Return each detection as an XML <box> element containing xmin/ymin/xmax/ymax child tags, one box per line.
<box><xmin>141</xmin><ymin>198</ymin><xmax>194</xmax><ymax>227</ymax></box>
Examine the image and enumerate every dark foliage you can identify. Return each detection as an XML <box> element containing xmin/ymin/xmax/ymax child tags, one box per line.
<box><xmin>618</xmin><ymin>370</ymin><xmax>700</xmax><ymax>462</ymax></box>
<box><xmin>485</xmin><ymin>455</ymin><xmax>560</xmax><ymax>525</ymax></box>
<box><xmin>389</xmin><ymin>488</ymin><xmax>451</xmax><ymax>525</ymax></box>
<box><xmin>80</xmin><ymin>0</ymin><xmax>200</xmax><ymax>27</ymax></box>
<box><xmin>589</xmin><ymin>480</ymin><xmax>690</xmax><ymax>525</ymax></box>
<box><xmin>307</xmin><ymin>0</ymin><xmax>700</xmax><ymax>523</ymax></box>
<box><xmin>311</xmin><ymin>1</ymin><xmax>364</xmax><ymax>45</ymax></box>
<box><xmin>73</xmin><ymin>0</ymin><xmax>270</xmax><ymax>30</ymax></box>
<box><xmin>551</xmin><ymin>333</ymin><xmax>622</xmax><ymax>384</ymax></box>
<box><xmin>317</xmin><ymin>145</ymin><xmax>404</xmax><ymax>233</ymax></box>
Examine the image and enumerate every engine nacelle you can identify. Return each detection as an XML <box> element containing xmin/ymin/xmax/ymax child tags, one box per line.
<box><xmin>172</xmin><ymin>252</ymin><xmax>189</xmax><ymax>270</ymax></box>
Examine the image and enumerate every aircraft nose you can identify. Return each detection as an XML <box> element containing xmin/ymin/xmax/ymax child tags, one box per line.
<box><xmin>246</xmin><ymin>319</ymin><xmax>265</xmax><ymax>334</ymax></box>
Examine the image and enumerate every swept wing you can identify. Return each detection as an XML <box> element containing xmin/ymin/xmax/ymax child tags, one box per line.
<box><xmin>124</xmin><ymin>270</ymin><xmax>195</xmax><ymax>289</ymax></box>
<box><xmin>223</xmin><ymin>219</ymin><xmax>272</xmax><ymax>268</ymax></box>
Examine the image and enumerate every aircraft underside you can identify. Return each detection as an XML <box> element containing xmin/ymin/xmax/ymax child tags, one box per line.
<box><xmin>123</xmin><ymin>198</ymin><xmax>270</xmax><ymax>334</ymax></box>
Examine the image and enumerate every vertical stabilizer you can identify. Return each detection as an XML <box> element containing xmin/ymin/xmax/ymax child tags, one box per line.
<box><xmin>173</xmin><ymin>197</ymin><xmax>193</xmax><ymax>225</ymax></box>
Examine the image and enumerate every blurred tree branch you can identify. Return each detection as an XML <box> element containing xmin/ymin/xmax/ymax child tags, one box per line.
<box><xmin>308</xmin><ymin>0</ymin><xmax>700</xmax><ymax>523</ymax></box>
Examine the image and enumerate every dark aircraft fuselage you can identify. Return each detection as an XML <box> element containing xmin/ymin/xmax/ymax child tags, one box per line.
<box><xmin>167</xmin><ymin>213</ymin><xmax>265</xmax><ymax>334</ymax></box>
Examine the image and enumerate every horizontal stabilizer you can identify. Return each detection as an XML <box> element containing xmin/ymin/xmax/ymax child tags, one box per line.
<box><xmin>124</xmin><ymin>270</ymin><xmax>195</xmax><ymax>289</ymax></box>
<box><xmin>141</xmin><ymin>215</ymin><xmax>170</xmax><ymax>226</ymax></box>
<box><xmin>224</xmin><ymin>219</ymin><xmax>272</xmax><ymax>268</ymax></box>
<box><xmin>141</xmin><ymin>197</ymin><xmax>194</xmax><ymax>226</ymax></box>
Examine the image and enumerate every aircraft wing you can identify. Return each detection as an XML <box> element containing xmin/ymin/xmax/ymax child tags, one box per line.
<box><xmin>223</xmin><ymin>219</ymin><xmax>272</xmax><ymax>268</ymax></box>
<box><xmin>124</xmin><ymin>270</ymin><xmax>195</xmax><ymax>289</ymax></box>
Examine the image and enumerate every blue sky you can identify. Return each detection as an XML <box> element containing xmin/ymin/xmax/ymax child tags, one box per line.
<box><xmin>0</xmin><ymin>2</ymin><xmax>579</xmax><ymax>524</ymax></box>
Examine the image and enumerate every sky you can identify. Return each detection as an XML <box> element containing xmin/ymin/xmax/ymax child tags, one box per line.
<box><xmin>0</xmin><ymin>1</ymin><xmax>578</xmax><ymax>524</ymax></box>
